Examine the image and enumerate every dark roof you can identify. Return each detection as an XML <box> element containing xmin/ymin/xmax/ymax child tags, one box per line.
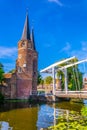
<box><xmin>21</xmin><ymin>14</ymin><xmax>30</xmax><ymax>40</ymax></box>
<box><xmin>31</xmin><ymin>28</ymin><xmax>36</xmax><ymax>50</ymax></box>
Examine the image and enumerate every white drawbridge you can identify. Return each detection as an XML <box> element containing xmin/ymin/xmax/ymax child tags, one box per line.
<box><xmin>40</xmin><ymin>56</ymin><xmax>87</xmax><ymax>98</ymax></box>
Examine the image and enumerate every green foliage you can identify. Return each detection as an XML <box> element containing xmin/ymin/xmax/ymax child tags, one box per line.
<box><xmin>0</xmin><ymin>63</ymin><xmax>3</xmax><ymax>68</ymax></box>
<box><xmin>37</xmin><ymin>72</ymin><xmax>44</xmax><ymax>85</ymax></box>
<box><xmin>44</xmin><ymin>76</ymin><xmax>53</xmax><ymax>85</ymax></box>
<box><xmin>8</xmin><ymin>69</ymin><xmax>15</xmax><ymax>73</ymax></box>
<box><xmin>40</xmin><ymin>79</ymin><xmax>44</xmax><ymax>85</ymax></box>
<box><xmin>37</xmin><ymin>72</ymin><xmax>42</xmax><ymax>85</ymax></box>
<box><xmin>57</xmin><ymin>70</ymin><xmax>65</xmax><ymax>90</ymax></box>
<box><xmin>0</xmin><ymin>63</ymin><xmax>4</xmax><ymax>84</ymax></box>
<box><xmin>81</xmin><ymin>106</ymin><xmax>87</xmax><ymax>117</ymax></box>
<box><xmin>49</xmin><ymin>110</ymin><xmax>87</xmax><ymax>130</ymax></box>
<box><xmin>57</xmin><ymin>58</ymin><xmax>83</xmax><ymax>90</ymax></box>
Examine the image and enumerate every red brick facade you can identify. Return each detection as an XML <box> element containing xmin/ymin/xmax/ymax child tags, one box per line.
<box><xmin>1</xmin><ymin>14</ymin><xmax>38</xmax><ymax>99</ymax></box>
<box><xmin>16</xmin><ymin>39</ymin><xmax>38</xmax><ymax>99</ymax></box>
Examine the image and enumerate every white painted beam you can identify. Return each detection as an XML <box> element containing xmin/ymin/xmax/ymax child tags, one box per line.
<box><xmin>40</xmin><ymin>56</ymin><xmax>76</xmax><ymax>73</ymax></box>
<box><xmin>59</xmin><ymin>59</ymin><xmax>87</xmax><ymax>70</ymax></box>
<box><xmin>52</xmin><ymin>67</ymin><xmax>56</xmax><ymax>95</ymax></box>
<box><xmin>64</xmin><ymin>68</ymin><xmax>68</xmax><ymax>94</ymax></box>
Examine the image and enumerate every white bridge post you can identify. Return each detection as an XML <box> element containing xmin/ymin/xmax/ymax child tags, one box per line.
<box><xmin>52</xmin><ymin>67</ymin><xmax>56</xmax><ymax>101</ymax></box>
<box><xmin>64</xmin><ymin>68</ymin><xmax>68</xmax><ymax>94</ymax></box>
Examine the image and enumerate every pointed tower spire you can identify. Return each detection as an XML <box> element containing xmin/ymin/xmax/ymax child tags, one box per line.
<box><xmin>31</xmin><ymin>28</ymin><xmax>36</xmax><ymax>50</ymax></box>
<box><xmin>21</xmin><ymin>13</ymin><xmax>30</xmax><ymax>40</ymax></box>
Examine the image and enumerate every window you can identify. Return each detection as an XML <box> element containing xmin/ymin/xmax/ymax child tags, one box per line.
<box><xmin>23</xmin><ymin>63</ymin><xmax>26</xmax><ymax>67</ymax></box>
<box><xmin>18</xmin><ymin>67</ymin><xmax>22</xmax><ymax>73</ymax></box>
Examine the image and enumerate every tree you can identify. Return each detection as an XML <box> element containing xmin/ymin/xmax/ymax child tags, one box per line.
<box><xmin>8</xmin><ymin>69</ymin><xmax>15</xmax><ymax>73</ymax></box>
<box><xmin>0</xmin><ymin>63</ymin><xmax>4</xmax><ymax>84</ymax></box>
<box><xmin>37</xmin><ymin>72</ymin><xmax>42</xmax><ymax>85</ymax></box>
<box><xmin>44</xmin><ymin>76</ymin><xmax>53</xmax><ymax>85</ymax></box>
<box><xmin>57</xmin><ymin>58</ymin><xmax>83</xmax><ymax>90</ymax></box>
<box><xmin>40</xmin><ymin>79</ymin><xmax>44</xmax><ymax>86</ymax></box>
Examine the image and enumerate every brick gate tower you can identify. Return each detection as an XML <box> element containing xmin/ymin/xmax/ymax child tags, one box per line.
<box><xmin>16</xmin><ymin>14</ymin><xmax>38</xmax><ymax>99</ymax></box>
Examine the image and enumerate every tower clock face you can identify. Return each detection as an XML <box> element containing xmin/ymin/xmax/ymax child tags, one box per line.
<box><xmin>21</xmin><ymin>42</ymin><xmax>26</xmax><ymax>47</ymax></box>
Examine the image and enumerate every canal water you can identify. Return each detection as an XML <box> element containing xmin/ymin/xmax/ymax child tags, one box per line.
<box><xmin>0</xmin><ymin>101</ymin><xmax>86</xmax><ymax>130</ymax></box>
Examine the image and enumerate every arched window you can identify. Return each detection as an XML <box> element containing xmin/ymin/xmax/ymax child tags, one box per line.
<box><xmin>18</xmin><ymin>67</ymin><xmax>22</xmax><ymax>73</ymax></box>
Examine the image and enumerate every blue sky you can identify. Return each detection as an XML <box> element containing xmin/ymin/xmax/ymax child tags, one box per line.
<box><xmin>0</xmin><ymin>0</ymin><xmax>87</xmax><ymax>72</ymax></box>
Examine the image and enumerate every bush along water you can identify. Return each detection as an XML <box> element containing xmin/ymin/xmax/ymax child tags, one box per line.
<box><xmin>0</xmin><ymin>92</ymin><xmax>4</xmax><ymax>103</ymax></box>
<box><xmin>49</xmin><ymin>107</ymin><xmax>87</xmax><ymax>130</ymax></box>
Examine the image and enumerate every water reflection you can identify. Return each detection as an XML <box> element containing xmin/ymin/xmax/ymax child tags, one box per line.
<box><xmin>0</xmin><ymin>103</ymin><xmax>38</xmax><ymax>130</ymax></box>
<box><xmin>0</xmin><ymin>102</ymin><xmax>34</xmax><ymax>112</ymax></box>
<box><xmin>83</xmin><ymin>100</ymin><xmax>87</xmax><ymax>106</ymax></box>
<box><xmin>0</xmin><ymin>102</ymin><xmax>84</xmax><ymax>130</ymax></box>
<box><xmin>37</xmin><ymin>105</ymin><xmax>54</xmax><ymax>129</ymax></box>
<box><xmin>0</xmin><ymin>121</ymin><xmax>12</xmax><ymax>130</ymax></box>
<box><xmin>37</xmin><ymin>104</ymin><xmax>71</xmax><ymax>130</ymax></box>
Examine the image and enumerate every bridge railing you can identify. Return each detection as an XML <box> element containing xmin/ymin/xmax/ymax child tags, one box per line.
<box><xmin>55</xmin><ymin>90</ymin><xmax>87</xmax><ymax>94</ymax></box>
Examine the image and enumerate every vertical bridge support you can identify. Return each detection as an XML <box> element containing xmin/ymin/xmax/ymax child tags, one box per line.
<box><xmin>64</xmin><ymin>68</ymin><xmax>68</xmax><ymax>94</ymax></box>
<box><xmin>52</xmin><ymin>67</ymin><xmax>56</xmax><ymax>101</ymax></box>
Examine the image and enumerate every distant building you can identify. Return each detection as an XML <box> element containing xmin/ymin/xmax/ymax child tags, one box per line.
<box><xmin>83</xmin><ymin>78</ymin><xmax>87</xmax><ymax>90</ymax></box>
<box><xmin>37</xmin><ymin>79</ymin><xmax>61</xmax><ymax>94</ymax></box>
<box><xmin>44</xmin><ymin>79</ymin><xmax>61</xmax><ymax>94</ymax></box>
<box><xmin>1</xmin><ymin>13</ymin><xmax>38</xmax><ymax>99</ymax></box>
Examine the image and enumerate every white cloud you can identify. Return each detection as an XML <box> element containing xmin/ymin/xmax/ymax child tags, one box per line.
<box><xmin>0</xmin><ymin>46</ymin><xmax>17</xmax><ymax>58</ymax></box>
<box><xmin>81</xmin><ymin>41</ymin><xmax>87</xmax><ymax>51</ymax></box>
<box><xmin>60</xmin><ymin>42</ymin><xmax>71</xmax><ymax>53</ymax></box>
<box><xmin>60</xmin><ymin>41</ymin><xmax>87</xmax><ymax>60</ymax></box>
<box><xmin>0</xmin><ymin>46</ymin><xmax>17</xmax><ymax>72</ymax></box>
<box><xmin>48</xmin><ymin>0</ymin><xmax>63</xmax><ymax>6</ymax></box>
<box><xmin>70</xmin><ymin>41</ymin><xmax>87</xmax><ymax>60</ymax></box>
<box><xmin>70</xmin><ymin>50</ymin><xmax>87</xmax><ymax>59</ymax></box>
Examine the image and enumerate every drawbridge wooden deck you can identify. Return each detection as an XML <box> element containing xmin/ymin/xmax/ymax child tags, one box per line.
<box><xmin>55</xmin><ymin>91</ymin><xmax>87</xmax><ymax>99</ymax></box>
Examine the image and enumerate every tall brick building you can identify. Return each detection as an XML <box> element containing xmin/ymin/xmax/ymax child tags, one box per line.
<box><xmin>16</xmin><ymin>14</ymin><xmax>38</xmax><ymax>99</ymax></box>
<box><xmin>2</xmin><ymin>14</ymin><xmax>38</xmax><ymax>99</ymax></box>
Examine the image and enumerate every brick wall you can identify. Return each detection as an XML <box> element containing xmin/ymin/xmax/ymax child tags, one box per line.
<box><xmin>16</xmin><ymin>79</ymin><xmax>32</xmax><ymax>99</ymax></box>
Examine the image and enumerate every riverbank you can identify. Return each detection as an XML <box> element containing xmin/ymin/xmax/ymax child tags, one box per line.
<box><xmin>1</xmin><ymin>95</ymin><xmax>84</xmax><ymax>104</ymax></box>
